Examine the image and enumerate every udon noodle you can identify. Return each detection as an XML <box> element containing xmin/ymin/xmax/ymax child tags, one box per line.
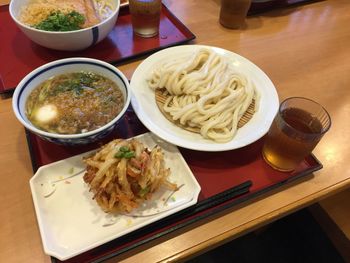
<box><xmin>147</xmin><ymin>48</ymin><xmax>260</xmax><ymax>143</ymax></box>
<box><xmin>92</xmin><ymin>0</ymin><xmax>114</xmax><ymax>20</ymax></box>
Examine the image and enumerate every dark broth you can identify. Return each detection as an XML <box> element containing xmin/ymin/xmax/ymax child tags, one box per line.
<box><xmin>26</xmin><ymin>71</ymin><xmax>124</xmax><ymax>134</ymax></box>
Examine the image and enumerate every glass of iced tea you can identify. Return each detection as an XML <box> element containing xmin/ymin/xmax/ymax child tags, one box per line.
<box><xmin>219</xmin><ymin>0</ymin><xmax>251</xmax><ymax>29</ymax></box>
<box><xmin>262</xmin><ymin>97</ymin><xmax>331</xmax><ymax>172</ymax></box>
<box><xmin>129</xmin><ymin>0</ymin><xmax>162</xmax><ymax>38</ymax></box>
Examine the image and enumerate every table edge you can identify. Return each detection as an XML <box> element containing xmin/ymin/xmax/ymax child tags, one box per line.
<box><xmin>161</xmin><ymin>177</ymin><xmax>350</xmax><ymax>262</ymax></box>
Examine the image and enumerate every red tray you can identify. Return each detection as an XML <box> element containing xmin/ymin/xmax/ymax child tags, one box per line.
<box><xmin>248</xmin><ymin>0</ymin><xmax>323</xmax><ymax>15</ymax></box>
<box><xmin>25</xmin><ymin>108</ymin><xmax>323</xmax><ymax>263</ymax></box>
<box><xmin>0</xmin><ymin>4</ymin><xmax>195</xmax><ymax>93</ymax></box>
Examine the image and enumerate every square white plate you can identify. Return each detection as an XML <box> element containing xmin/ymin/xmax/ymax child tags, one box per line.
<box><xmin>30</xmin><ymin>132</ymin><xmax>201</xmax><ymax>261</ymax></box>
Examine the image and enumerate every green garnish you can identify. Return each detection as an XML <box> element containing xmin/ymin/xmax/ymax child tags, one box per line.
<box><xmin>114</xmin><ymin>151</ymin><xmax>125</xmax><ymax>158</ymax></box>
<box><xmin>123</xmin><ymin>151</ymin><xmax>136</xmax><ymax>159</ymax></box>
<box><xmin>139</xmin><ymin>186</ymin><xmax>150</xmax><ymax>197</ymax></box>
<box><xmin>50</xmin><ymin>72</ymin><xmax>98</xmax><ymax>96</ymax></box>
<box><xmin>119</xmin><ymin>146</ymin><xmax>130</xmax><ymax>152</ymax></box>
<box><xmin>114</xmin><ymin>147</ymin><xmax>135</xmax><ymax>159</ymax></box>
<box><xmin>34</xmin><ymin>11</ymin><xmax>85</xmax><ymax>32</ymax></box>
<box><xmin>79</xmin><ymin>72</ymin><xmax>96</xmax><ymax>86</ymax></box>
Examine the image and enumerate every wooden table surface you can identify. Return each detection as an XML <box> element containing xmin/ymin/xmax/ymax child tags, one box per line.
<box><xmin>1</xmin><ymin>0</ymin><xmax>350</xmax><ymax>262</ymax></box>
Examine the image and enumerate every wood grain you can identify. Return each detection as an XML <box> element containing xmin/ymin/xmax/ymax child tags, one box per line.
<box><xmin>1</xmin><ymin>0</ymin><xmax>350</xmax><ymax>262</ymax></box>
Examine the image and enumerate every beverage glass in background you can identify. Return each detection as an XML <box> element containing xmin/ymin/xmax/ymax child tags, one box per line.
<box><xmin>262</xmin><ymin>97</ymin><xmax>331</xmax><ymax>172</ymax></box>
<box><xmin>219</xmin><ymin>0</ymin><xmax>252</xmax><ymax>29</ymax></box>
<box><xmin>129</xmin><ymin>0</ymin><xmax>162</xmax><ymax>37</ymax></box>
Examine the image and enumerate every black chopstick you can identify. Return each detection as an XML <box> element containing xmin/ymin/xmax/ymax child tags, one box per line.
<box><xmin>192</xmin><ymin>180</ymin><xmax>253</xmax><ymax>214</ymax></box>
<box><xmin>86</xmin><ymin>180</ymin><xmax>253</xmax><ymax>263</ymax></box>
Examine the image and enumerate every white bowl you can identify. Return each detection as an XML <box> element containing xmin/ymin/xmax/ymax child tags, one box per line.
<box><xmin>9</xmin><ymin>0</ymin><xmax>120</xmax><ymax>51</ymax></box>
<box><xmin>12</xmin><ymin>57</ymin><xmax>131</xmax><ymax>145</ymax></box>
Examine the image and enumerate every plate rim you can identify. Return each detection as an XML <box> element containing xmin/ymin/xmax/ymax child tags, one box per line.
<box><xmin>130</xmin><ymin>44</ymin><xmax>279</xmax><ymax>152</ymax></box>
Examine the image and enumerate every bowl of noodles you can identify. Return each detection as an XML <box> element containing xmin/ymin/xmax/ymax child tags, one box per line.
<box><xmin>12</xmin><ymin>57</ymin><xmax>131</xmax><ymax>145</ymax></box>
<box><xmin>9</xmin><ymin>0</ymin><xmax>120</xmax><ymax>51</ymax></box>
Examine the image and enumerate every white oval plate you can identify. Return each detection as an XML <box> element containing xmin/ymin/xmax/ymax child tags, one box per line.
<box><xmin>30</xmin><ymin>132</ymin><xmax>201</xmax><ymax>261</ymax></box>
<box><xmin>130</xmin><ymin>45</ymin><xmax>279</xmax><ymax>151</ymax></box>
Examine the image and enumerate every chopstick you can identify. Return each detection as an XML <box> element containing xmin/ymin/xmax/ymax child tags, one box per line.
<box><xmin>192</xmin><ymin>180</ymin><xmax>253</xmax><ymax>213</ymax></box>
<box><xmin>93</xmin><ymin>180</ymin><xmax>253</xmax><ymax>262</ymax></box>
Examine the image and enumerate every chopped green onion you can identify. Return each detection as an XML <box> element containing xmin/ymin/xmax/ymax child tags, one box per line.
<box><xmin>123</xmin><ymin>151</ymin><xmax>135</xmax><ymax>159</ymax></box>
<box><xmin>119</xmin><ymin>146</ymin><xmax>130</xmax><ymax>152</ymax></box>
<box><xmin>114</xmin><ymin>151</ymin><xmax>125</xmax><ymax>158</ymax></box>
<box><xmin>139</xmin><ymin>186</ymin><xmax>150</xmax><ymax>197</ymax></box>
<box><xmin>34</xmin><ymin>11</ymin><xmax>85</xmax><ymax>32</ymax></box>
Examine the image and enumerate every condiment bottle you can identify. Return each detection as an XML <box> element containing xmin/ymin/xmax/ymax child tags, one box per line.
<box><xmin>219</xmin><ymin>0</ymin><xmax>252</xmax><ymax>29</ymax></box>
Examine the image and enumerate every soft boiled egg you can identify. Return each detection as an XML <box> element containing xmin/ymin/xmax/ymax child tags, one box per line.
<box><xmin>34</xmin><ymin>104</ymin><xmax>58</xmax><ymax>123</ymax></box>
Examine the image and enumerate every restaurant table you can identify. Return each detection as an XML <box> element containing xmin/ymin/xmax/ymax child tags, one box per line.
<box><xmin>1</xmin><ymin>0</ymin><xmax>350</xmax><ymax>262</ymax></box>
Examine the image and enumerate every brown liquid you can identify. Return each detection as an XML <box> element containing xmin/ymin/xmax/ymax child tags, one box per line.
<box><xmin>219</xmin><ymin>0</ymin><xmax>251</xmax><ymax>29</ymax></box>
<box><xmin>129</xmin><ymin>0</ymin><xmax>161</xmax><ymax>37</ymax></box>
<box><xmin>262</xmin><ymin>108</ymin><xmax>323</xmax><ymax>171</ymax></box>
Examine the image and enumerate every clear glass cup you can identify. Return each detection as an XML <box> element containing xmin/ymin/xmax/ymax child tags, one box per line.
<box><xmin>262</xmin><ymin>97</ymin><xmax>331</xmax><ymax>172</ymax></box>
<box><xmin>129</xmin><ymin>0</ymin><xmax>162</xmax><ymax>38</ymax></box>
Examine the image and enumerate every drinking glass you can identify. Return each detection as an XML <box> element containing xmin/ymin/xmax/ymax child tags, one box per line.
<box><xmin>129</xmin><ymin>0</ymin><xmax>162</xmax><ymax>37</ymax></box>
<box><xmin>219</xmin><ymin>0</ymin><xmax>251</xmax><ymax>29</ymax></box>
<box><xmin>262</xmin><ymin>97</ymin><xmax>331</xmax><ymax>172</ymax></box>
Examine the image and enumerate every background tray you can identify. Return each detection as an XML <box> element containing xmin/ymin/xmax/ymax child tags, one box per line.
<box><xmin>25</xmin><ymin>108</ymin><xmax>323</xmax><ymax>263</ymax></box>
<box><xmin>248</xmin><ymin>0</ymin><xmax>323</xmax><ymax>15</ymax></box>
<box><xmin>0</xmin><ymin>4</ymin><xmax>195</xmax><ymax>93</ymax></box>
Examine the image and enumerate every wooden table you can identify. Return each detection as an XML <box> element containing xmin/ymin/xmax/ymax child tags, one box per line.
<box><xmin>1</xmin><ymin>0</ymin><xmax>350</xmax><ymax>262</ymax></box>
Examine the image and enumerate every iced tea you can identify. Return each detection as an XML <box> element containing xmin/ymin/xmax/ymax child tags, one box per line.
<box><xmin>219</xmin><ymin>0</ymin><xmax>251</xmax><ymax>29</ymax></box>
<box><xmin>262</xmin><ymin>98</ymin><xmax>331</xmax><ymax>172</ymax></box>
<box><xmin>129</xmin><ymin>0</ymin><xmax>161</xmax><ymax>37</ymax></box>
